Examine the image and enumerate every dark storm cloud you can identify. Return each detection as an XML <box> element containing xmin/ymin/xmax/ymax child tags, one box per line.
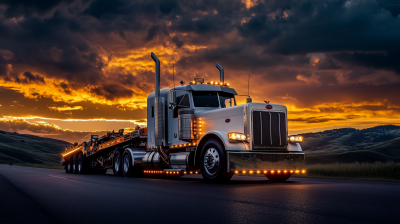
<box><xmin>0</xmin><ymin>0</ymin><xmax>399</xmax><ymax>112</ymax></box>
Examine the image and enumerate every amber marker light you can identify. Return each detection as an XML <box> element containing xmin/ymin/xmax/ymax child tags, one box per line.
<box><xmin>277</xmin><ymin>170</ymin><xmax>281</xmax><ymax>173</ymax></box>
<box><xmin>284</xmin><ymin>170</ymin><xmax>287</xmax><ymax>173</ymax></box>
<box><xmin>62</xmin><ymin>148</ymin><xmax>82</xmax><ymax>157</ymax></box>
<box><xmin>263</xmin><ymin>170</ymin><xmax>267</xmax><ymax>174</ymax></box>
<box><xmin>184</xmin><ymin>171</ymin><xmax>187</xmax><ymax>174</ymax></box>
<box><xmin>296</xmin><ymin>170</ymin><xmax>300</xmax><ymax>173</ymax></box>
<box><xmin>235</xmin><ymin>170</ymin><xmax>239</xmax><ymax>174</ymax></box>
<box><xmin>190</xmin><ymin>171</ymin><xmax>193</xmax><ymax>174</ymax></box>
<box><xmin>271</xmin><ymin>170</ymin><xmax>274</xmax><ymax>174</ymax></box>
<box><xmin>250</xmin><ymin>170</ymin><xmax>253</xmax><ymax>174</ymax></box>
<box><xmin>242</xmin><ymin>170</ymin><xmax>246</xmax><ymax>174</ymax></box>
<box><xmin>290</xmin><ymin>170</ymin><xmax>293</xmax><ymax>173</ymax></box>
<box><xmin>257</xmin><ymin>170</ymin><xmax>260</xmax><ymax>174</ymax></box>
<box><xmin>193</xmin><ymin>143</ymin><xmax>196</xmax><ymax>146</ymax></box>
<box><xmin>195</xmin><ymin>171</ymin><xmax>198</xmax><ymax>174</ymax></box>
<box><xmin>302</xmin><ymin>170</ymin><xmax>306</xmax><ymax>173</ymax></box>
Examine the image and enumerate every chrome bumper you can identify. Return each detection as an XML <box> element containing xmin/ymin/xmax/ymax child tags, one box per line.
<box><xmin>227</xmin><ymin>151</ymin><xmax>305</xmax><ymax>172</ymax></box>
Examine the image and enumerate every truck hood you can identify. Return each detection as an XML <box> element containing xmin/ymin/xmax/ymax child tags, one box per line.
<box><xmin>194</xmin><ymin>102</ymin><xmax>287</xmax><ymax>137</ymax></box>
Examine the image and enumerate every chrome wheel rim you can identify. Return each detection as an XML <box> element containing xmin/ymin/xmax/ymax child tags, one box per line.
<box><xmin>203</xmin><ymin>148</ymin><xmax>220</xmax><ymax>176</ymax></box>
<box><xmin>123</xmin><ymin>155</ymin><xmax>129</xmax><ymax>173</ymax></box>
<box><xmin>114</xmin><ymin>155</ymin><xmax>120</xmax><ymax>172</ymax></box>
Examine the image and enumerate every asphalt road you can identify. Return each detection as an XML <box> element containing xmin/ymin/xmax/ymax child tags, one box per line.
<box><xmin>0</xmin><ymin>164</ymin><xmax>399</xmax><ymax>224</ymax></box>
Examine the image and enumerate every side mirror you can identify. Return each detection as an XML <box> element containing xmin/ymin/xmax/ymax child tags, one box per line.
<box><xmin>169</xmin><ymin>89</ymin><xmax>176</xmax><ymax>110</ymax></box>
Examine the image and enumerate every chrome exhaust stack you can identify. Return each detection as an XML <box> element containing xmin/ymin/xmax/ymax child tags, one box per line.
<box><xmin>151</xmin><ymin>52</ymin><xmax>164</xmax><ymax>147</ymax></box>
<box><xmin>216</xmin><ymin>62</ymin><xmax>224</xmax><ymax>83</ymax></box>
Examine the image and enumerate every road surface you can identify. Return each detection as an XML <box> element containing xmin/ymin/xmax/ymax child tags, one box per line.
<box><xmin>0</xmin><ymin>164</ymin><xmax>399</xmax><ymax>224</ymax></box>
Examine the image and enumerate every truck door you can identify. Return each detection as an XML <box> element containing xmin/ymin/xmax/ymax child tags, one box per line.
<box><xmin>168</xmin><ymin>90</ymin><xmax>191</xmax><ymax>145</ymax></box>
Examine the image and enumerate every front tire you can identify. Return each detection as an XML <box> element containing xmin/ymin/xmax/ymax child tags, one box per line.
<box><xmin>113</xmin><ymin>150</ymin><xmax>123</xmax><ymax>176</ymax></box>
<box><xmin>200</xmin><ymin>139</ymin><xmax>233</xmax><ymax>182</ymax></box>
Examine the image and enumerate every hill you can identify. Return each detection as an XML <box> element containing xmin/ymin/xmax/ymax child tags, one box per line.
<box><xmin>300</xmin><ymin>125</ymin><xmax>400</xmax><ymax>164</ymax></box>
<box><xmin>0</xmin><ymin>132</ymin><xmax>70</xmax><ymax>164</ymax></box>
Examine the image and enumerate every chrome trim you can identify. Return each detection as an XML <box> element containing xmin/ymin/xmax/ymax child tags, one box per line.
<box><xmin>278</xmin><ymin>113</ymin><xmax>281</xmax><ymax>146</ymax></box>
<box><xmin>269</xmin><ymin>112</ymin><xmax>272</xmax><ymax>145</ymax></box>
<box><xmin>260</xmin><ymin>112</ymin><xmax>262</xmax><ymax>145</ymax></box>
<box><xmin>227</xmin><ymin>151</ymin><xmax>305</xmax><ymax>172</ymax></box>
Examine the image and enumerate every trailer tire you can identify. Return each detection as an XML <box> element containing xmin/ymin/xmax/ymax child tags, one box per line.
<box><xmin>113</xmin><ymin>150</ymin><xmax>123</xmax><ymax>176</ymax></box>
<box><xmin>68</xmin><ymin>155</ymin><xmax>74</xmax><ymax>173</ymax></box>
<box><xmin>73</xmin><ymin>154</ymin><xmax>78</xmax><ymax>174</ymax></box>
<box><xmin>199</xmin><ymin>139</ymin><xmax>233</xmax><ymax>182</ymax></box>
<box><xmin>265</xmin><ymin>173</ymin><xmax>291</xmax><ymax>181</ymax></box>
<box><xmin>122</xmin><ymin>150</ymin><xmax>141</xmax><ymax>177</ymax></box>
<box><xmin>78</xmin><ymin>153</ymin><xmax>86</xmax><ymax>174</ymax></box>
<box><xmin>64</xmin><ymin>157</ymin><xmax>69</xmax><ymax>173</ymax></box>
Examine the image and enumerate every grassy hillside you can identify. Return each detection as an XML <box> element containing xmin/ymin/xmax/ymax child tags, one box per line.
<box><xmin>300</xmin><ymin>125</ymin><xmax>400</xmax><ymax>164</ymax></box>
<box><xmin>0</xmin><ymin>132</ymin><xmax>70</xmax><ymax>164</ymax></box>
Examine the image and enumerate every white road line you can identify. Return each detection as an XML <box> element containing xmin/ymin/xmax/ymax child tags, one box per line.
<box><xmin>49</xmin><ymin>175</ymin><xmax>68</xmax><ymax>179</ymax></box>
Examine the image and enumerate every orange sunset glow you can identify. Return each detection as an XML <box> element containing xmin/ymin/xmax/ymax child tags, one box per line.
<box><xmin>0</xmin><ymin>0</ymin><xmax>399</xmax><ymax>143</ymax></box>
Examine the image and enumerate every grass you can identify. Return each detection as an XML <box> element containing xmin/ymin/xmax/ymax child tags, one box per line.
<box><xmin>294</xmin><ymin>161</ymin><xmax>400</xmax><ymax>182</ymax></box>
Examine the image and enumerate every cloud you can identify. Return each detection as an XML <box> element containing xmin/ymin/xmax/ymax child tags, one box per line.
<box><xmin>0</xmin><ymin>0</ymin><xmax>399</xmax><ymax>135</ymax></box>
<box><xmin>48</xmin><ymin>105</ymin><xmax>83</xmax><ymax>111</ymax></box>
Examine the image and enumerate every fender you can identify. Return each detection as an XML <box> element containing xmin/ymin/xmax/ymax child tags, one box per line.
<box><xmin>197</xmin><ymin>130</ymin><xmax>248</xmax><ymax>152</ymax></box>
<box><xmin>288</xmin><ymin>143</ymin><xmax>302</xmax><ymax>151</ymax></box>
<box><xmin>123</xmin><ymin>147</ymin><xmax>147</xmax><ymax>166</ymax></box>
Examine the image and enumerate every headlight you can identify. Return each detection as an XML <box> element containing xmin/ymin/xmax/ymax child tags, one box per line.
<box><xmin>228</xmin><ymin>132</ymin><xmax>248</xmax><ymax>141</ymax></box>
<box><xmin>288</xmin><ymin>135</ymin><xmax>303</xmax><ymax>143</ymax></box>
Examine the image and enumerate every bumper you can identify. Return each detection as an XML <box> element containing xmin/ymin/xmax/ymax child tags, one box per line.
<box><xmin>227</xmin><ymin>151</ymin><xmax>305</xmax><ymax>172</ymax></box>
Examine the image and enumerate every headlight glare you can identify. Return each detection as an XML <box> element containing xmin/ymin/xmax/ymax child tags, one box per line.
<box><xmin>228</xmin><ymin>132</ymin><xmax>248</xmax><ymax>142</ymax></box>
<box><xmin>288</xmin><ymin>135</ymin><xmax>303</xmax><ymax>143</ymax></box>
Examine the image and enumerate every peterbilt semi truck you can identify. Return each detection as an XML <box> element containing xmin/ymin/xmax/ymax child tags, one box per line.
<box><xmin>61</xmin><ymin>52</ymin><xmax>306</xmax><ymax>181</ymax></box>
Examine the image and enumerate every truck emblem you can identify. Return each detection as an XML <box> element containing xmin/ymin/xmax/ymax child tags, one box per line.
<box><xmin>225</xmin><ymin>118</ymin><xmax>230</xmax><ymax>123</ymax></box>
<box><xmin>266</xmin><ymin>105</ymin><xmax>273</xmax><ymax>110</ymax></box>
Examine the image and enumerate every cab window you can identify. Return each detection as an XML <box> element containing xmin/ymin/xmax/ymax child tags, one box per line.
<box><xmin>192</xmin><ymin>91</ymin><xmax>219</xmax><ymax>107</ymax></box>
<box><xmin>219</xmin><ymin>92</ymin><xmax>236</xmax><ymax>108</ymax></box>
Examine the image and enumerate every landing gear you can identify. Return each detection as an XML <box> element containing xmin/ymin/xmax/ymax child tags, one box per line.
<box><xmin>200</xmin><ymin>139</ymin><xmax>233</xmax><ymax>182</ymax></box>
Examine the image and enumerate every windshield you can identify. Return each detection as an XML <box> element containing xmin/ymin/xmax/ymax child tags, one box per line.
<box><xmin>219</xmin><ymin>92</ymin><xmax>236</xmax><ymax>108</ymax></box>
<box><xmin>192</xmin><ymin>91</ymin><xmax>236</xmax><ymax>108</ymax></box>
<box><xmin>192</xmin><ymin>91</ymin><xmax>219</xmax><ymax>107</ymax></box>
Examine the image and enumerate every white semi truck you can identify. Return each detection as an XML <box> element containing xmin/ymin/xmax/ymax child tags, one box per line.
<box><xmin>61</xmin><ymin>52</ymin><xmax>306</xmax><ymax>181</ymax></box>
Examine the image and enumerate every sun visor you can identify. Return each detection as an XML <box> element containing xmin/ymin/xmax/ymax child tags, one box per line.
<box><xmin>185</xmin><ymin>85</ymin><xmax>237</xmax><ymax>95</ymax></box>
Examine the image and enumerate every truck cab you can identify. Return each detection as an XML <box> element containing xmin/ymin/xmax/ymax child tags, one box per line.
<box><xmin>147</xmin><ymin>54</ymin><xmax>305</xmax><ymax>181</ymax></box>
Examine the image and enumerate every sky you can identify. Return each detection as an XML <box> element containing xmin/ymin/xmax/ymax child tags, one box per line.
<box><xmin>0</xmin><ymin>0</ymin><xmax>399</xmax><ymax>143</ymax></box>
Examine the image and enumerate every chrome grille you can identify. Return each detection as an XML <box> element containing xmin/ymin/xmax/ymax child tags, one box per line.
<box><xmin>252</xmin><ymin>111</ymin><xmax>287</xmax><ymax>149</ymax></box>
